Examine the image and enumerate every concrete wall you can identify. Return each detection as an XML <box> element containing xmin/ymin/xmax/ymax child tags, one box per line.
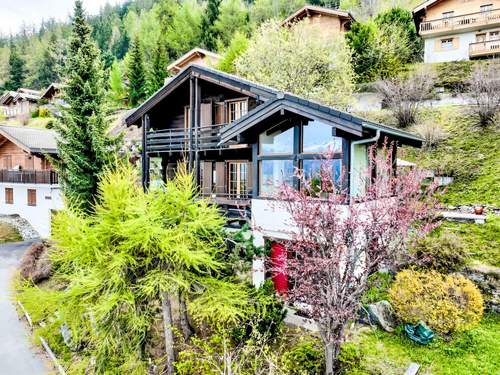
<box><xmin>0</xmin><ymin>183</ymin><xmax>64</xmax><ymax>238</ymax></box>
<box><xmin>424</xmin><ymin>31</ymin><xmax>476</xmax><ymax>62</ymax></box>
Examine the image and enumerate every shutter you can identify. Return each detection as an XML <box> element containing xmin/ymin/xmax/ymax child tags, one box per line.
<box><xmin>246</xmin><ymin>161</ymin><xmax>253</xmax><ymax>196</ymax></box>
<box><xmin>202</xmin><ymin>161</ymin><xmax>213</xmax><ymax>195</ymax></box>
<box><xmin>215</xmin><ymin>162</ymin><xmax>225</xmax><ymax>195</ymax></box>
<box><xmin>200</xmin><ymin>103</ymin><xmax>212</xmax><ymax>127</ymax></box>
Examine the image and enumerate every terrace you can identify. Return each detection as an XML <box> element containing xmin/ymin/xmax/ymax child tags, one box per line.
<box><xmin>0</xmin><ymin>170</ymin><xmax>59</xmax><ymax>185</ymax></box>
<box><xmin>419</xmin><ymin>8</ymin><xmax>500</xmax><ymax>36</ymax></box>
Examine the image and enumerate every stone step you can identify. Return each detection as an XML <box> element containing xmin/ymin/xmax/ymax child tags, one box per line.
<box><xmin>441</xmin><ymin>211</ymin><xmax>486</xmax><ymax>224</ymax></box>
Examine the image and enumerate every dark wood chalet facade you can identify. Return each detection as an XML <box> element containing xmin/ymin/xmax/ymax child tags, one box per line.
<box><xmin>125</xmin><ymin>65</ymin><xmax>423</xmax><ymax>225</ymax></box>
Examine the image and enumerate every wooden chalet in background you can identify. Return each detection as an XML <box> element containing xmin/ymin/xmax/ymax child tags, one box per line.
<box><xmin>125</xmin><ymin>65</ymin><xmax>422</xmax><ymax>226</ymax></box>
<box><xmin>281</xmin><ymin>5</ymin><xmax>355</xmax><ymax>36</ymax></box>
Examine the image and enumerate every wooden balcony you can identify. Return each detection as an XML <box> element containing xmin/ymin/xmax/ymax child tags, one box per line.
<box><xmin>469</xmin><ymin>39</ymin><xmax>500</xmax><ymax>57</ymax></box>
<box><xmin>0</xmin><ymin>170</ymin><xmax>59</xmax><ymax>184</ymax></box>
<box><xmin>420</xmin><ymin>8</ymin><xmax>500</xmax><ymax>36</ymax></box>
<box><xmin>146</xmin><ymin>123</ymin><xmax>229</xmax><ymax>153</ymax></box>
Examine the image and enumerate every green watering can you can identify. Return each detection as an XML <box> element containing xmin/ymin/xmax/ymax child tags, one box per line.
<box><xmin>405</xmin><ymin>321</ymin><xmax>434</xmax><ymax>345</ymax></box>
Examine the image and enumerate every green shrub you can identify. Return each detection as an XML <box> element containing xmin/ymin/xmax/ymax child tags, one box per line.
<box><xmin>38</xmin><ymin>107</ymin><xmax>50</xmax><ymax>118</ymax></box>
<box><xmin>411</xmin><ymin>232</ymin><xmax>469</xmax><ymax>273</ymax></box>
<box><xmin>31</xmin><ymin>108</ymin><xmax>39</xmax><ymax>118</ymax></box>
<box><xmin>361</xmin><ymin>272</ymin><xmax>394</xmax><ymax>304</ymax></box>
<box><xmin>389</xmin><ymin>269</ymin><xmax>484</xmax><ymax>334</ymax></box>
<box><xmin>433</xmin><ymin>61</ymin><xmax>474</xmax><ymax>91</ymax></box>
<box><xmin>282</xmin><ymin>337</ymin><xmax>324</xmax><ymax>375</ymax></box>
<box><xmin>338</xmin><ymin>342</ymin><xmax>364</xmax><ymax>374</ymax></box>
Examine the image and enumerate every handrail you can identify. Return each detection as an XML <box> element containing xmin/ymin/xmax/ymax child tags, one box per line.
<box><xmin>420</xmin><ymin>8</ymin><xmax>500</xmax><ymax>33</ymax></box>
<box><xmin>469</xmin><ymin>38</ymin><xmax>500</xmax><ymax>54</ymax></box>
<box><xmin>0</xmin><ymin>170</ymin><xmax>59</xmax><ymax>184</ymax></box>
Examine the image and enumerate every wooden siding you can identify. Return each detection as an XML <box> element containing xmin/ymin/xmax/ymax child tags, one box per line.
<box><xmin>425</xmin><ymin>0</ymin><xmax>500</xmax><ymax>21</ymax></box>
<box><xmin>0</xmin><ymin>138</ymin><xmax>53</xmax><ymax>170</ymax></box>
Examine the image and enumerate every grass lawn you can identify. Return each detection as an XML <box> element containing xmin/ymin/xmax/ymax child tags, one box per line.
<box><xmin>0</xmin><ymin>223</ymin><xmax>22</xmax><ymax>243</ymax></box>
<box><xmin>351</xmin><ymin>313</ymin><xmax>500</xmax><ymax>375</ymax></box>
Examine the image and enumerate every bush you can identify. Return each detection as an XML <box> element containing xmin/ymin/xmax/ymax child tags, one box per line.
<box><xmin>282</xmin><ymin>337</ymin><xmax>324</xmax><ymax>375</ymax></box>
<box><xmin>433</xmin><ymin>61</ymin><xmax>474</xmax><ymax>92</ymax></box>
<box><xmin>361</xmin><ymin>272</ymin><xmax>394</xmax><ymax>305</ymax></box>
<box><xmin>389</xmin><ymin>269</ymin><xmax>484</xmax><ymax>334</ymax></box>
<box><xmin>38</xmin><ymin>107</ymin><xmax>51</xmax><ymax>118</ymax></box>
<box><xmin>338</xmin><ymin>342</ymin><xmax>364</xmax><ymax>374</ymax></box>
<box><xmin>411</xmin><ymin>232</ymin><xmax>469</xmax><ymax>273</ymax></box>
<box><xmin>412</xmin><ymin>120</ymin><xmax>448</xmax><ymax>149</ymax></box>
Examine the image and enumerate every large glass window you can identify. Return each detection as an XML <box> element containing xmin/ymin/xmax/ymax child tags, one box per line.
<box><xmin>259</xmin><ymin>127</ymin><xmax>294</xmax><ymax>155</ymax></box>
<box><xmin>302</xmin><ymin>121</ymin><xmax>343</xmax><ymax>154</ymax></box>
<box><xmin>303</xmin><ymin>159</ymin><xmax>343</xmax><ymax>186</ymax></box>
<box><xmin>259</xmin><ymin>160</ymin><xmax>294</xmax><ymax>197</ymax></box>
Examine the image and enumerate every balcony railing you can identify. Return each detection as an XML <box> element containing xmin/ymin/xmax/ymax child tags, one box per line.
<box><xmin>420</xmin><ymin>8</ymin><xmax>500</xmax><ymax>35</ymax></box>
<box><xmin>146</xmin><ymin>123</ymin><xmax>228</xmax><ymax>152</ymax></box>
<box><xmin>469</xmin><ymin>39</ymin><xmax>500</xmax><ymax>57</ymax></box>
<box><xmin>0</xmin><ymin>170</ymin><xmax>59</xmax><ymax>184</ymax></box>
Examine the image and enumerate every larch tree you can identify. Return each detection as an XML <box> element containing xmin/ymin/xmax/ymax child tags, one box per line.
<box><xmin>274</xmin><ymin>144</ymin><xmax>438</xmax><ymax>374</ymax></box>
<box><xmin>200</xmin><ymin>0</ymin><xmax>222</xmax><ymax>51</ymax></box>
<box><xmin>126</xmin><ymin>36</ymin><xmax>147</xmax><ymax>107</ymax></box>
<box><xmin>4</xmin><ymin>42</ymin><xmax>26</xmax><ymax>91</ymax></box>
<box><xmin>54</xmin><ymin>0</ymin><xmax>112</xmax><ymax>212</ymax></box>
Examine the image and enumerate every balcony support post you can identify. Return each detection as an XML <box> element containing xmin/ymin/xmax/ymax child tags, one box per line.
<box><xmin>189</xmin><ymin>77</ymin><xmax>196</xmax><ymax>173</ymax></box>
<box><xmin>141</xmin><ymin>114</ymin><xmax>151</xmax><ymax>190</ymax></box>
<box><xmin>194</xmin><ymin>76</ymin><xmax>201</xmax><ymax>186</ymax></box>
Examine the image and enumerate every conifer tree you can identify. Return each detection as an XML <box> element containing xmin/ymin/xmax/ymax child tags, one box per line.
<box><xmin>146</xmin><ymin>38</ymin><xmax>168</xmax><ymax>96</ymax></box>
<box><xmin>33</xmin><ymin>33</ymin><xmax>59</xmax><ymax>89</ymax></box>
<box><xmin>200</xmin><ymin>0</ymin><xmax>222</xmax><ymax>51</ymax></box>
<box><xmin>4</xmin><ymin>42</ymin><xmax>26</xmax><ymax>91</ymax></box>
<box><xmin>127</xmin><ymin>37</ymin><xmax>147</xmax><ymax>107</ymax></box>
<box><xmin>54</xmin><ymin>0</ymin><xmax>112</xmax><ymax>212</ymax></box>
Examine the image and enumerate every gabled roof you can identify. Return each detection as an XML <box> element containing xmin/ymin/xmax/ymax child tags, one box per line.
<box><xmin>413</xmin><ymin>0</ymin><xmax>444</xmax><ymax>15</ymax></box>
<box><xmin>0</xmin><ymin>91</ymin><xmax>17</xmax><ymax>105</ymax></box>
<box><xmin>17</xmin><ymin>88</ymin><xmax>42</xmax><ymax>96</ymax></box>
<box><xmin>0</xmin><ymin>89</ymin><xmax>41</xmax><ymax>104</ymax></box>
<box><xmin>167</xmin><ymin>48</ymin><xmax>221</xmax><ymax>74</ymax></box>
<box><xmin>0</xmin><ymin>126</ymin><xmax>58</xmax><ymax>154</ymax></box>
<box><xmin>40</xmin><ymin>83</ymin><xmax>62</xmax><ymax>100</ymax></box>
<box><xmin>125</xmin><ymin>65</ymin><xmax>423</xmax><ymax>147</ymax></box>
<box><xmin>281</xmin><ymin>5</ymin><xmax>355</xmax><ymax>26</ymax></box>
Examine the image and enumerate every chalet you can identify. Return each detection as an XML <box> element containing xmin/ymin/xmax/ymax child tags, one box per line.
<box><xmin>125</xmin><ymin>66</ymin><xmax>423</xmax><ymax>284</ymax></box>
<box><xmin>281</xmin><ymin>5</ymin><xmax>355</xmax><ymax>37</ymax></box>
<box><xmin>0</xmin><ymin>126</ymin><xmax>62</xmax><ymax>237</ymax></box>
<box><xmin>167</xmin><ymin>48</ymin><xmax>221</xmax><ymax>75</ymax></box>
<box><xmin>40</xmin><ymin>83</ymin><xmax>62</xmax><ymax>103</ymax></box>
<box><xmin>413</xmin><ymin>0</ymin><xmax>500</xmax><ymax>62</ymax></box>
<box><xmin>0</xmin><ymin>88</ymin><xmax>41</xmax><ymax>118</ymax></box>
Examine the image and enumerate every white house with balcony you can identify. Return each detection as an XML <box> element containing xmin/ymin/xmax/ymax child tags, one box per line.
<box><xmin>0</xmin><ymin>126</ymin><xmax>63</xmax><ymax>237</ymax></box>
<box><xmin>413</xmin><ymin>0</ymin><xmax>500</xmax><ymax>63</ymax></box>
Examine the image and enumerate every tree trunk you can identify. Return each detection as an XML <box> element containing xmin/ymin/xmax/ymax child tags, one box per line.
<box><xmin>324</xmin><ymin>341</ymin><xmax>342</xmax><ymax>375</ymax></box>
<box><xmin>161</xmin><ymin>292</ymin><xmax>176</xmax><ymax>375</ymax></box>
<box><xmin>178</xmin><ymin>293</ymin><xmax>193</xmax><ymax>341</ymax></box>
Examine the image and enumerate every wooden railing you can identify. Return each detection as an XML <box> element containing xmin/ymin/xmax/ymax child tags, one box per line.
<box><xmin>469</xmin><ymin>39</ymin><xmax>500</xmax><ymax>57</ymax></box>
<box><xmin>420</xmin><ymin>8</ymin><xmax>500</xmax><ymax>34</ymax></box>
<box><xmin>0</xmin><ymin>170</ymin><xmax>59</xmax><ymax>184</ymax></box>
<box><xmin>146</xmin><ymin>123</ymin><xmax>228</xmax><ymax>152</ymax></box>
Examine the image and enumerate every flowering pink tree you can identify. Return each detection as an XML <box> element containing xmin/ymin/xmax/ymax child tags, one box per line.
<box><xmin>274</xmin><ymin>143</ymin><xmax>439</xmax><ymax>375</ymax></box>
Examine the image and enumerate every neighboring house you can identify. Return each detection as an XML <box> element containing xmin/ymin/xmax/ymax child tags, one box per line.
<box><xmin>281</xmin><ymin>5</ymin><xmax>355</xmax><ymax>36</ymax></box>
<box><xmin>413</xmin><ymin>0</ymin><xmax>500</xmax><ymax>63</ymax></box>
<box><xmin>0</xmin><ymin>125</ymin><xmax>63</xmax><ymax>237</ymax></box>
<box><xmin>124</xmin><ymin>65</ymin><xmax>423</xmax><ymax>283</ymax></box>
<box><xmin>40</xmin><ymin>83</ymin><xmax>62</xmax><ymax>103</ymax></box>
<box><xmin>167</xmin><ymin>48</ymin><xmax>221</xmax><ymax>75</ymax></box>
<box><xmin>0</xmin><ymin>88</ymin><xmax>41</xmax><ymax>118</ymax></box>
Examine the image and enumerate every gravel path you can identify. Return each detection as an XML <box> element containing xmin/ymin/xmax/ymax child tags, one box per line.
<box><xmin>0</xmin><ymin>241</ymin><xmax>49</xmax><ymax>374</ymax></box>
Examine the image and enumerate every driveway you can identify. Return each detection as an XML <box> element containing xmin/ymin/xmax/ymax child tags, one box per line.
<box><xmin>0</xmin><ymin>241</ymin><xmax>49</xmax><ymax>374</ymax></box>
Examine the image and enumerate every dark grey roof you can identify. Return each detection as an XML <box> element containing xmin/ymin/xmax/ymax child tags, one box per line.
<box><xmin>0</xmin><ymin>125</ymin><xmax>58</xmax><ymax>154</ymax></box>
<box><xmin>125</xmin><ymin>65</ymin><xmax>423</xmax><ymax>147</ymax></box>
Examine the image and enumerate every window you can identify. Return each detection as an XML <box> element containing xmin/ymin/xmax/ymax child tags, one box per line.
<box><xmin>27</xmin><ymin>189</ymin><xmax>36</xmax><ymax>206</ymax></box>
<box><xmin>259</xmin><ymin>160</ymin><xmax>294</xmax><ymax>197</ymax></box>
<box><xmin>228</xmin><ymin>162</ymin><xmax>248</xmax><ymax>199</ymax></box>
<box><xmin>442</xmin><ymin>11</ymin><xmax>454</xmax><ymax>18</ymax></box>
<box><xmin>303</xmin><ymin>159</ymin><xmax>343</xmax><ymax>186</ymax></box>
<box><xmin>5</xmin><ymin>188</ymin><xmax>13</xmax><ymax>204</ymax></box>
<box><xmin>259</xmin><ymin>127</ymin><xmax>294</xmax><ymax>155</ymax></box>
<box><xmin>476</xmin><ymin>33</ymin><xmax>487</xmax><ymax>42</ymax></box>
<box><xmin>441</xmin><ymin>38</ymin><xmax>454</xmax><ymax>49</ymax></box>
<box><xmin>490</xmin><ymin>31</ymin><xmax>500</xmax><ymax>40</ymax></box>
<box><xmin>227</xmin><ymin>100</ymin><xmax>248</xmax><ymax>123</ymax></box>
<box><xmin>480</xmin><ymin>4</ymin><xmax>493</xmax><ymax>12</ymax></box>
<box><xmin>302</xmin><ymin>120</ymin><xmax>343</xmax><ymax>154</ymax></box>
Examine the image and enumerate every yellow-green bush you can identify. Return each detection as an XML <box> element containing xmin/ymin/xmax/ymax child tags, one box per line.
<box><xmin>389</xmin><ymin>269</ymin><xmax>484</xmax><ymax>334</ymax></box>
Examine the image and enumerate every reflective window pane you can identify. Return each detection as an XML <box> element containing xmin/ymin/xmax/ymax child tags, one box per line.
<box><xmin>303</xmin><ymin>159</ymin><xmax>343</xmax><ymax>185</ymax></box>
<box><xmin>259</xmin><ymin>127</ymin><xmax>294</xmax><ymax>155</ymax></box>
<box><xmin>302</xmin><ymin>121</ymin><xmax>343</xmax><ymax>154</ymax></box>
<box><xmin>259</xmin><ymin>160</ymin><xmax>294</xmax><ymax>197</ymax></box>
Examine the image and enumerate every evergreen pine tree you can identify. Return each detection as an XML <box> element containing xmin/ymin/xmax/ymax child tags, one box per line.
<box><xmin>4</xmin><ymin>42</ymin><xmax>26</xmax><ymax>91</ymax></box>
<box><xmin>200</xmin><ymin>0</ymin><xmax>222</xmax><ymax>51</ymax></box>
<box><xmin>54</xmin><ymin>0</ymin><xmax>112</xmax><ymax>212</ymax></box>
<box><xmin>127</xmin><ymin>37</ymin><xmax>147</xmax><ymax>107</ymax></box>
<box><xmin>33</xmin><ymin>33</ymin><xmax>59</xmax><ymax>89</ymax></box>
<box><xmin>146</xmin><ymin>38</ymin><xmax>168</xmax><ymax>96</ymax></box>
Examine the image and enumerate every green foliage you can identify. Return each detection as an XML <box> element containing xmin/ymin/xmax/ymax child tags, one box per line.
<box><xmin>354</xmin><ymin>313</ymin><xmax>500</xmax><ymax>375</ymax></box>
<box><xmin>236</xmin><ymin>20</ymin><xmax>354</xmax><ymax>109</ymax></box>
<box><xmin>108</xmin><ymin>60</ymin><xmax>127</xmax><ymax>106</ymax></box>
<box><xmin>32</xmin><ymin>33</ymin><xmax>60</xmax><ymax>89</ymax></box>
<box><xmin>200</xmin><ymin>0</ymin><xmax>222</xmax><ymax>51</ymax></box>
<box><xmin>126</xmin><ymin>37</ymin><xmax>147</xmax><ymax>106</ymax></box>
<box><xmin>213</xmin><ymin>0</ymin><xmax>251</xmax><ymax>48</ymax></box>
<box><xmin>433</xmin><ymin>61</ymin><xmax>474</xmax><ymax>91</ymax></box>
<box><xmin>4</xmin><ymin>43</ymin><xmax>26</xmax><ymax>91</ymax></box>
<box><xmin>146</xmin><ymin>38</ymin><xmax>168</xmax><ymax>96</ymax></box>
<box><xmin>0</xmin><ymin>222</ymin><xmax>22</xmax><ymax>243</ymax></box>
<box><xmin>281</xmin><ymin>336</ymin><xmax>324</xmax><ymax>375</ymax></box>
<box><xmin>250</xmin><ymin>0</ymin><xmax>305</xmax><ymax>24</ymax></box>
<box><xmin>411</xmin><ymin>231</ymin><xmax>469</xmax><ymax>273</ymax></box>
<box><xmin>217</xmin><ymin>31</ymin><xmax>249</xmax><ymax>73</ymax></box>
<box><xmin>338</xmin><ymin>342</ymin><xmax>364</xmax><ymax>374</ymax></box>
<box><xmin>389</xmin><ymin>269</ymin><xmax>484</xmax><ymax>334</ymax></box>
<box><xmin>54</xmin><ymin>0</ymin><xmax>114</xmax><ymax>212</ymax></box>
<box><xmin>361</xmin><ymin>272</ymin><xmax>394</xmax><ymax>305</ymax></box>
<box><xmin>345</xmin><ymin>21</ymin><xmax>378</xmax><ymax>83</ymax></box>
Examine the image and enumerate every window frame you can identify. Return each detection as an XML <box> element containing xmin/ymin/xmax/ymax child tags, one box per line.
<box><xmin>27</xmin><ymin>188</ymin><xmax>37</xmax><ymax>207</ymax></box>
<box><xmin>5</xmin><ymin>188</ymin><xmax>13</xmax><ymax>204</ymax></box>
<box><xmin>227</xmin><ymin>161</ymin><xmax>249</xmax><ymax>199</ymax></box>
<box><xmin>226</xmin><ymin>98</ymin><xmax>249</xmax><ymax>123</ymax></box>
<box><xmin>440</xmin><ymin>37</ymin><xmax>454</xmax><ymax>49</ymax></box>
<box><xmin>480</xmin><ymin>4</ymin><xmax>493</xmax><ymax>12</ymax></box>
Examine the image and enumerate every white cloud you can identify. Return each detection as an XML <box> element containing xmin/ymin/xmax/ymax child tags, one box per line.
<box><xmin>0</xmin><ymin>0</ymin><xmax>127</xmax><ymax>35</ymax></box>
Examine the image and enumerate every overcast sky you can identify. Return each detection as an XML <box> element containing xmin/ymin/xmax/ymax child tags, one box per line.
<box><xmin>0</xmin><ymin>0</ymin><xmax>127</xmax><ymax>35</ymax></box>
